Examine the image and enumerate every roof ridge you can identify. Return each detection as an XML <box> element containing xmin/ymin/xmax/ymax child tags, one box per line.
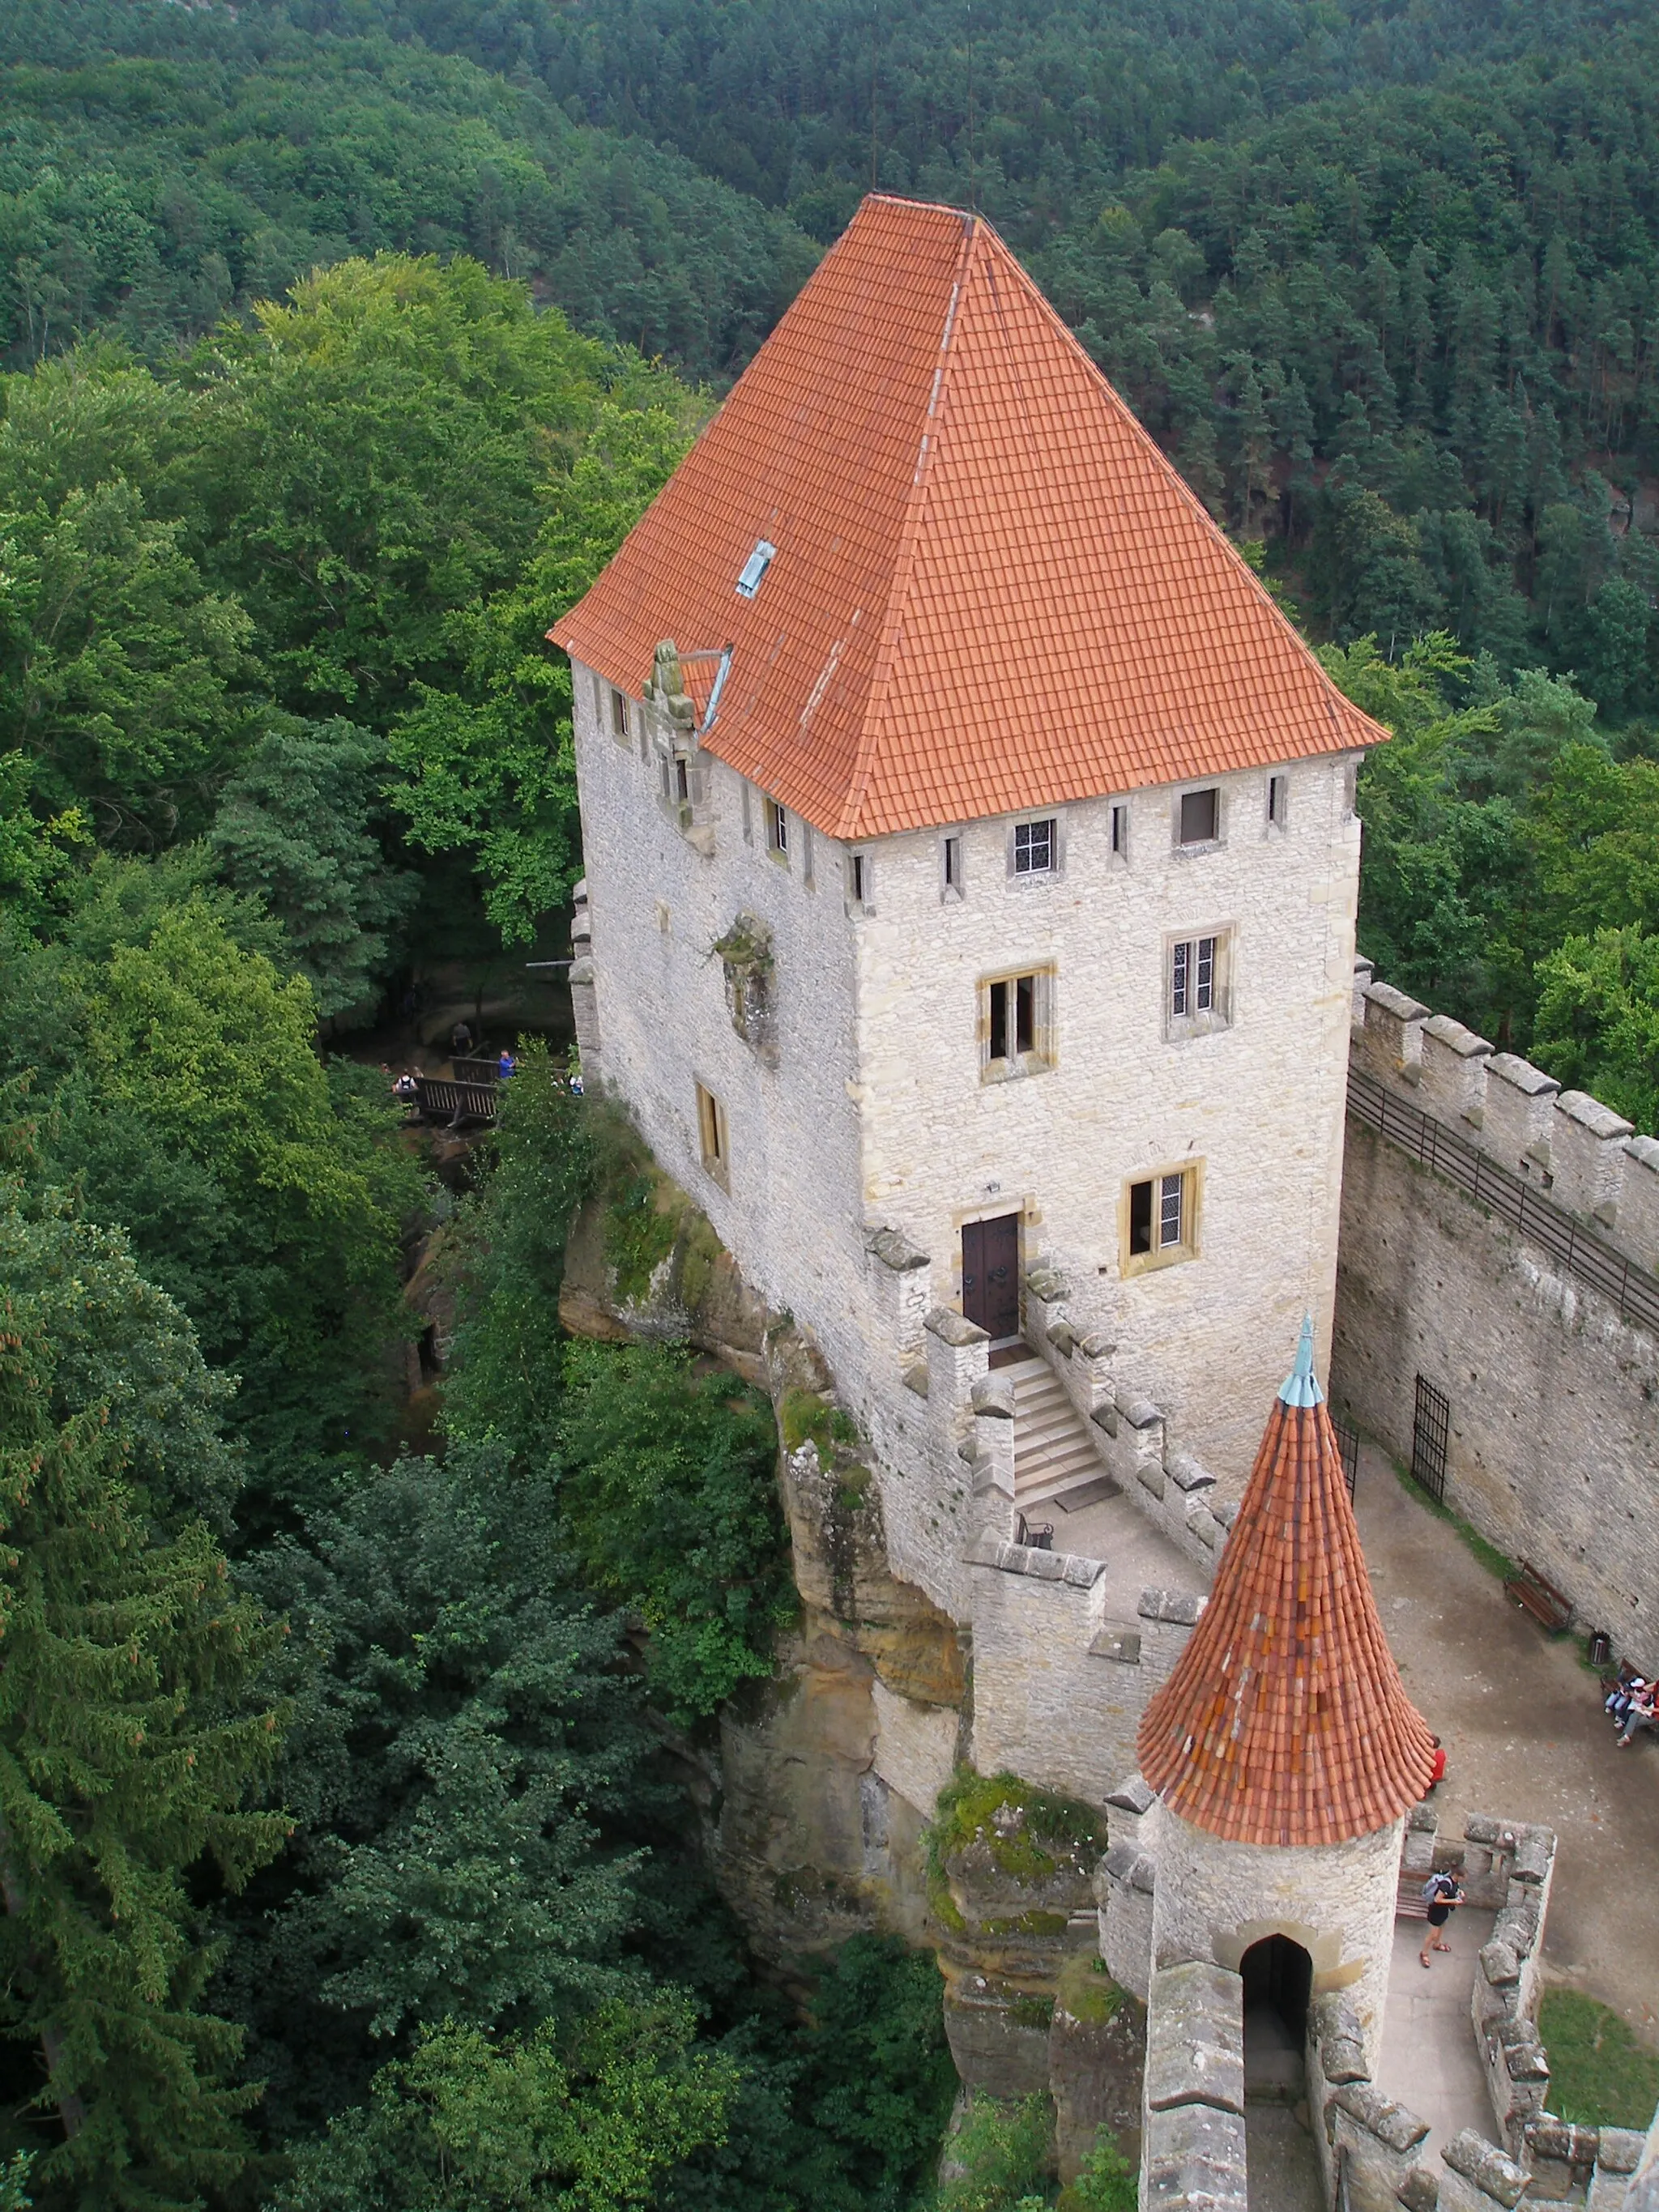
<box><xmin>834</xmin><ymin>209</ymin><xmax>979</xmax><ymax>842</ymax></box>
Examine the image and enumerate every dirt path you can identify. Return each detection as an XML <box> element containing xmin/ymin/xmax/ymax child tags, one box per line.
<box><xmin>1356</xmin><ymin>1441</ymin><xmax>1659</xmax><ymax>2048</ymax></box>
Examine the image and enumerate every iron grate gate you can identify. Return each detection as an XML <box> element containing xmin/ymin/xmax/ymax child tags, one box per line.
<box><xmin>1411</xmin><ymin>1376</ymin><xmax>1450</xmax><ymax>1503</ymax></box>
<box><xmin>1333</xmin><ymin>1417</ymin><xmax>1359</xmax><ymax>1500</ymax></box>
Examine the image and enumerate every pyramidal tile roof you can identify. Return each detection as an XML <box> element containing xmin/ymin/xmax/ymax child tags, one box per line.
<box><xmin>551</xmin><ymin>194</ymin><xmax>1387</xmax><ymax>842</ymax></box>
<box><xmin>1137</xmin><ymin>1322</ymin><xmax>1435</xmax><ymax>1848</ymax></box>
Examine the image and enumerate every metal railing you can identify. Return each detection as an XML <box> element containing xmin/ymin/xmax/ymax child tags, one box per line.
<box><xmin>1347</xmin><ymin>1067</ymin><xmax>1659</xmax><ymax>1339</ymax></box>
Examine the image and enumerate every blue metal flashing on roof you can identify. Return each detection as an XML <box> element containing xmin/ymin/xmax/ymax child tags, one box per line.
<box><xmin>736</xmin><ymin>539</ymin><xmax>776</xmax><ymax>599</ymax></box>
<box><xmin>1277</xmin><ymin>1313</ymin><xmax>1324</xmax><ymax>1408</ymax></box>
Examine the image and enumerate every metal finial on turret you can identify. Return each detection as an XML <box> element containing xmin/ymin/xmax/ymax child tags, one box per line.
<box><xmin>1277</xmin><ymin>1314</ymin><xmax>1324</xmax><ymax>1408</ymax></box>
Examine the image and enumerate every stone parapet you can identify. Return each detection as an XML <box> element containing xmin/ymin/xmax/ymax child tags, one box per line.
<box><xmin>1354</xmin><ymin>959</ymin><xmax>1659</xmax><ymax>1272</ymax></box>
<box><xmin>1139</xmin><ymin>1960</ymin><xmax>1247</xmax><ymax>2210</ymax></box>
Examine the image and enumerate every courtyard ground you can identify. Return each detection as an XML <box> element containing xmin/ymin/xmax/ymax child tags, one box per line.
<box><xmin>1355</xmin><ymin>1438</ymin><xmax>1659</xmax><ymax>2051</ymax></box>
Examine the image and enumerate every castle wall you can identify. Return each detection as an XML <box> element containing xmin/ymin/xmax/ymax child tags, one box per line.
<box><xmin>967</xmin><ymin>1562</ymin><xmax>1198</xmax><ymax>1808</ymax></box>
<box><xmin>569</xmin><ymin>657</ymin><xmax>879</xmax><ymax>1445</ymax></box>
<box><xmin>1148</xmin><ymin>1803</ymin><xmax>1404</xmax><ymax>2065</ymax></box>
<box><xmin>1332</xmin><ymin>978</ymin><xmax>1659</xmax><ymax>1677</ymax></box>
<box><xmin>852</xmin><ymin>757</ymin><xmax>1361</xmax><ymax>1486</ymax></box>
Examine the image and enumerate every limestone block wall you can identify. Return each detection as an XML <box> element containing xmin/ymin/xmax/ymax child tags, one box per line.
<box><xmin>1524</xmin><ymin>2120</ymin><xmax>1654</xmax><ymax>2208</ymax></box>
<box><xmin>855</xmin><ymin>758</ymin><xmax>1361</xmax><ymax>1489</ymax></box>
<box><xmin>1148</xmin><ymin>1801</ymin><xmax>1404</xmax><ymax>2064</ymax></box>
<box><xmin>569</xmin><ymin>658</ymin><xmax>877</xmax><ymax>1466</ymax></box>
<box><xmin>966</xmin><ymin>1557</ymin><xmax>1201</xmax><ymax>1809</ymax></box>
<box><xmin>1333</xmin><ymin>968</ymin><xmax>1659</xmax><ymax>1675</ymax></box>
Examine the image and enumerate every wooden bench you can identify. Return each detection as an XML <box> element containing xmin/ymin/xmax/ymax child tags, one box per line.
<box><xmin>1396</xmin><ymin>1873</ymin><xmax>1431</xmax><ymax>1921</ymax></box>
<box><xmin>412</xmin><ymin>1076</ymin><xmax>497</xmax><ymax>1127</ymax></box>
<box><xmin>1503</xmin><ymin>1562</ymin><xmax>1572</xmax><ymax>1635</ymax></box>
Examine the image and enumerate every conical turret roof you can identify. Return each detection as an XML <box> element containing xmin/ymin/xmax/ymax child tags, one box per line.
<box><xmin>1137</xmin><ymin>1322</ymin><xmax>1435</xmax><ymax>1847</ymax></box>
<box><xmin>552</xmin><ymin>194</ymin><xmax>1385</xmax><ymax>841</ymax></box>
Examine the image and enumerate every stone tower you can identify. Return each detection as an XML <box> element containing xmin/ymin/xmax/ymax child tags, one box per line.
<box><xmin>1124</xmin><ymin>1319</ymin><xmax>1435</xmax><ymax>2061</ymax></box>
<box><xmin>551</xmin><ymin>194</ymin><xmax>1390</xmax><ymax>1625</ymax></box>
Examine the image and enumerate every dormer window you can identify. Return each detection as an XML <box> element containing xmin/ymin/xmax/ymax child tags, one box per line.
<box><xmin>736</xmin><ymin>539</ymin><xmax>777</xmax><ymax>599</ymax></box>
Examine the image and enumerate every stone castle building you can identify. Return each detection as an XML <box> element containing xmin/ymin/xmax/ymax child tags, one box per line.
<box><xmin>552</xmin><ymin>191</ymin><xmax>1385</xmax><ymax>1609</ymax></box>
<box><xmin>550</xmin><ymin>195</ymin><xmax>1655</xmax><ymax>2208</ymax></box>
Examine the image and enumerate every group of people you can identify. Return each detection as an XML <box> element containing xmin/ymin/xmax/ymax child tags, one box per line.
<box><xmin>1605</xmin><ymin>1668</ymin><xmax>1657</xmax><ymax>1747</ymax></box>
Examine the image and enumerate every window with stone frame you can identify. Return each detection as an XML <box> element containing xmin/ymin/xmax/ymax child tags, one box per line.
<box><xmin>609</xmin><ymin>686</ymin><xmax>631</xmax><ymax>742</ymax></box>
<box><xmin>1166</xmin><ymin>927</ymin><xmax>1234</xmax><ymax>1039</ymax></box>
<box><xmin>765</xmin><ymin>796</ymin><xmax>790</xmax><ymax>861</ymax></box>
<box><xmin>1124</xmin><ymin>1163</ymin><xmax>1201</xmax><ymax>1272</ymax></box>
<box><xmin>980</xmin><ymin>965</ymin><xmax>1056</xmax><ymax>1080</ymax></box>
<box><xmin>1177</xmin><ymin>786</ymin><xmax>1220</xmax><ymax>846</ymax></box>
<box><xmin>1010</xmin><ymin>816</ymin><xmax>1057</xmax><ymax>876</ymax></box>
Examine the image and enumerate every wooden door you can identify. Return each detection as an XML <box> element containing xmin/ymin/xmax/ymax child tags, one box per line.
<box><xmin>962</xmin><ymin>1213</ymin><xmax>1021</xmax><ymax>1344</ymax></box>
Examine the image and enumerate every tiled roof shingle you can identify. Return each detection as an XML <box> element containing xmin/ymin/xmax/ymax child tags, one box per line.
<box><xmin>552</xmin><ymin>194</ymin><xmax>1386</xmax><ymax>840</ymax></box>
<box><xmin>1136</xmin><ymin>1332</ymin><xmax>1435</xmax><ymax>1847</ymax></box>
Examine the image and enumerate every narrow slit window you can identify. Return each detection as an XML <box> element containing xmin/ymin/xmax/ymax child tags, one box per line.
<box><xmin>1179</xmin><ymin>786</ymin><xmax>1219</xmax><ymax>845</ymax></box>
<box><xmin>674</xmin><ymin>757</ymin><xmax>690</xmax><ymax>803</ymax></box>
<box><xmin>696</xmin><ymin>1082</ymin><xmax>729</xmax><ymax>1188</ymax></box>
<box><xmin>1268</xmin><ymin>773</ymin><xmax>1288</xmax><ymax>825</ymax></box>
<box><xmin>943</xmin><ymin>835</ymin><xmax>963</xmax><ymax>895</ymax></box>
<box><xmin>850</xmin><ymin>852</ymin><xmax>869</xmax><ymax>906</ymax></box>
<box><xmin>1013</xmin><ymin>817</ymin><xmax>1056</xmax><ymax>875</ymax></box>
<box><xmin>610</xmin><ymin>687</ymin><xmax>630</xmax><ymax>740</ymax></box>
<box><xmin>1111</xmin><ymin>803</ymin><xmax>1128</xmax><ymax>859</ymax></box>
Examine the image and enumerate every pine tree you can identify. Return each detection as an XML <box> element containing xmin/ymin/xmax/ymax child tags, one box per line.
<box><xmin>0</xmin><ymin>1261</ymin><xmax>288</xmax><ymax>2212</ymax></box>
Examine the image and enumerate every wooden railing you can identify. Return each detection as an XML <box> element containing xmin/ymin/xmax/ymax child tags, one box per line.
<box><xmin>1347</xmin><ymin>1066</ymin><xmax>1659</xmax><ymax>1338</ymax></box>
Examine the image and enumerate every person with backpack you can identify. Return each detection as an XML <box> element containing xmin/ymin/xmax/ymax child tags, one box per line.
<box><xmin>1419</xmin><ymin>1870</ymin><xmax>1465</xmax><ymax>1967</ymax></box>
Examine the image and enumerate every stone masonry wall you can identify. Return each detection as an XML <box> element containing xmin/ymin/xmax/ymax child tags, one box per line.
<box><xmin>968</xmin><ymin>1559</ymin><xmax>1200</xmax><ymax>1807</ymax></box>
<box><xmin>1149</xmin><ymin>1802</ymin><xmax>1404</xmax><ymax>2065</ymax></box>
<box><xmin>1333</xmin><ymin>969</ymin><xmax>1659</xmax><ymax>1675</ymax></box>
<box><xmin>852</xmin><ymin>754</ymin><xmax>1361</xmax><ymax>1490</ymax></box>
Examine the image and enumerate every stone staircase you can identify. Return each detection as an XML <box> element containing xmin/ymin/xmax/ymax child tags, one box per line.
<box><xmin>1006</xmin><ymin>1353</ymin><xmax>1109</xmax><ymax>1507</ymax></box>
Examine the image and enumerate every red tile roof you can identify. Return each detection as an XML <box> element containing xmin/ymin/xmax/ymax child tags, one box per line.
<box><xmin>552</xmin><ymin>194</ymin><xmax>1385</xmax><ymax>842</ymax></box>
<box><xmin>1137</xmin><ymin>1334</ymin><xmax>1435</xmax><ymax>1848</ymax></box>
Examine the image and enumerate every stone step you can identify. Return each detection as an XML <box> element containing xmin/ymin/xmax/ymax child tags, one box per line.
<box><xmin>1011</xmin><ymin>1349</ymin><xmax>1110</xmax><ymax>1503</ymax></box>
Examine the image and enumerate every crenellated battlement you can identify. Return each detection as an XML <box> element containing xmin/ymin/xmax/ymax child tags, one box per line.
<box><xmin>1352</xmin><ymin>959</ymin><xmax>1659</xmax><ymax>1297</ymax></box>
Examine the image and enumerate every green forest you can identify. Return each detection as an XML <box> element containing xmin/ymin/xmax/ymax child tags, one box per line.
<box><xmin>2</xmin><ymin>0</ymin><xmax>1659</xmax><ymax>2206</ymax></box>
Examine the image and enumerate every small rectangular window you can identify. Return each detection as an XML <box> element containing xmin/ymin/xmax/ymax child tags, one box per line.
<box><xmin>982</xmin><ymin>967</ymin><xmax>1052</xmax><ymax>1078</ymax></box>
<box><xmin>849</xmin><ymin>852</ymin><xmax>870</xmax><ymax>907</ymax></box>
<box><xmin>1267</xmin><ymin>773</ymin><xmax>1288</xmax><ymax>826</ymax></box>
<box><xmin>1179</xmin><ymin>786</ymin><xmax>1219</xmax><ymax>845</ymax></box>
<box><xmin>1111</xmin><ymin>803</ymin><xmax>1128</xmax><ymax>859</ymax></box>
<box><xmin>674</xmin><ymin>757</ymin><xmax>690</xmax><ymax>804</ymax></box>
<box><xmin>696</xmin><ymin>1082</ymin><xmax>729</xmax><ymax>1189</ymax></box>
<box><xmin>766</xmin><ymin>798</ymin><xmax>789</xmax><ymax>860</ymax></box>
<box><xmin>943</xmin><ymin>835</ymin><xmax>963</xmax><ymax>897</ymax></box>
<box><xmin>610</xmin><ymin>687</ymin><xmax>630</xmax><ymax>740</ymax></box>
<box><xmin>1125</xmin><ymin>1165</ymin><xmax>1199</xmax><ymax>1271</ymax></box>
<box><xmin>1013</xmin><ymin>817</ymin><xmax>1056</xmax><ymax>875</ymax></box>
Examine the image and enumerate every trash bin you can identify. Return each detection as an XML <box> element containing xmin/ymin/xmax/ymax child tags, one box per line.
<box><xmin>1588</xmin><ymin>1629</ymin><xmax>1612</xmax><ymax>1668</ymax></box>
